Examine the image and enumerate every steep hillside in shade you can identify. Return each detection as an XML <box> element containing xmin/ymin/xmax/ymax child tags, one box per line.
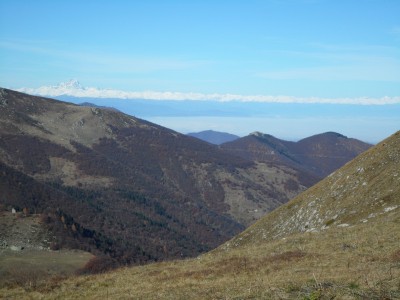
<box><xmin>221</xmin><ymin>131</ymin><xmax>372</xmax><ymax>180</ymax></box>
<box><xmin>292</xmin><ymin>131</ymin><xmax>373</xmax><ymax>177</ymax></box>
<box><xmin>0</xmin><ymin>88</ymin><xmax>309</xmax><ymax>265</ymax></box>
<box><xmin>2</xmin><ymin>132</ymin><xmax>398</xmax><ymax>299</ymax></box>
<box><xmin>187</xmin><ymin>130</ymin><xmax>240</xmax><ymax>145</ymax></box>
<box><xmin>222</xmin><ymin>130</ymin><xmax>399</xmax><ymax>250</ymax></box>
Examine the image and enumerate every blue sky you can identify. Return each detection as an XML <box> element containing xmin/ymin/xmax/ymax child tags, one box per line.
<box><xmin>0</xmin><ymin>0</ymin><xmax>399</xmax><ymax>142</ymax></box>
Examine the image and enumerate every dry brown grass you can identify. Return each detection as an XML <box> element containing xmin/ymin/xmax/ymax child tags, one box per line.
<box><xmin>0</xmin><ymin>250</ymin><xmax>93</xmax><ymax>290</ymax></box>
<box><xmin>1</xmin><ymin>212</ymin><xmax>398</xmax><ymax>299</ymax></box>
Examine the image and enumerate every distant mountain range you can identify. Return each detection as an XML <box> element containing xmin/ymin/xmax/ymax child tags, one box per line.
<box><xmin>221</xmin><ymin>131</ymin><xmax>372</xmax><ymax>179</ymax></box>
<box><xmin>187</xmin><ymin>130</ymin><xmax>240</xmax><ymax>145</ymax></box>
<box><xmin>0</xmin><ymin>88</ymin><xmax>372</xmax><ymax>269</ymax></box>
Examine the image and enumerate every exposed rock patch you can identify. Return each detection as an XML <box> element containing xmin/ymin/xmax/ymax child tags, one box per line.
<box><xmin>0</xmin><ymin>212</ymin><xmax>55</xmax><ymax>252</ymax></box>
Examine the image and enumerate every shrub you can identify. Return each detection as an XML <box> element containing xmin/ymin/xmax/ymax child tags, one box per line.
<box><xmin>77</xmin><ymin>256</ymin><xmax>118</xmax><ymax>275</ymax></box>
<box><xmin>50</xmin><ymin>242</ymin><xmax>60</xmax><ymax>251</ymax></box>
<box><xmin>325</xmin><ymin>219</ymin><xmax>335</xmax><ymax>226</ymax></box>
<box><xmin>23</xmin><ymin>207</ymin><xmax>29</xmax><ymax>216</ymax></box>
<box><xmin>39</xmin><ymin>213</ymin><xmax>52</xmax><ymax>224</ymax></box>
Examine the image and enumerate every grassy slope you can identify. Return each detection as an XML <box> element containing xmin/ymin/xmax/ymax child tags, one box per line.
<box><xmin>0</xmin><ymin>250</ymin><xmax>93</xmax><ymax>288</ymax></box>
<box><xmin>1</xmin><ymin>214</ymin><xmax>398</xmax><ymax>299</ymax></box>
<box><xmin>1</xmin><ymin>132</ymin><xmax>399</xmax><ymax>299</ymax></box>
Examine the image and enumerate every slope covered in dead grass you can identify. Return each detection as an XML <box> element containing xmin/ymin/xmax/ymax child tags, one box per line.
<box><xmin>1</xmin><ymin>211</ymin><xmax>398</xmax><ymax>299</ymax></box>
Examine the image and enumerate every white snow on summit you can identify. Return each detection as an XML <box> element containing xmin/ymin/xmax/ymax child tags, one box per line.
<box><xmin>58</xmin><ymin>79</ymin><xmax>83</xmax><ymax>90</ymax></box>
<box><xmin>16</xmin><ymin>80</ymin><xmax>400</xmax><ymax>104</ymax></box>
<box><xmin>18</xmin><ymin>79</ymin><xmax>88</xmax><ymax>97</ymax></box>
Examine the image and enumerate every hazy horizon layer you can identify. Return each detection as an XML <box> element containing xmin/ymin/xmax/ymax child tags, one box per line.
<box><xmin>56</xmin><ymin>95</ymin><xmax>399</xmax><ymax>143</ymax></box>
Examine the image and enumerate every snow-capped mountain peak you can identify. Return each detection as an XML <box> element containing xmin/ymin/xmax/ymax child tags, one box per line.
<box><xmin>57</xmin><ymin>79</ymin><xmax>83</xmax><ymax>90</ymax></box>
<box><xmin>17</xmin><ymin>79</ymin><xmax>93</xmax><ymax>98</ymax></box>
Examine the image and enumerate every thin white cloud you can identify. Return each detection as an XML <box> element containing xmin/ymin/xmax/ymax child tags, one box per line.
<box><xmin>17</xmin><ymin>79</ymin><xmax>400</xmax><ymax>105</ymax></box>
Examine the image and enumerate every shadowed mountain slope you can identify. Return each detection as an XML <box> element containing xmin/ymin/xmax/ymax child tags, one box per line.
<box><xmin>221</xmin><ymin>131</ymin><xmax>372</xmax><ymax>180</ymax></box>
<box><xmin>0</xmin><ymin>88</ymin><xmax>310</xmax><ymax>265</ymax></box>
